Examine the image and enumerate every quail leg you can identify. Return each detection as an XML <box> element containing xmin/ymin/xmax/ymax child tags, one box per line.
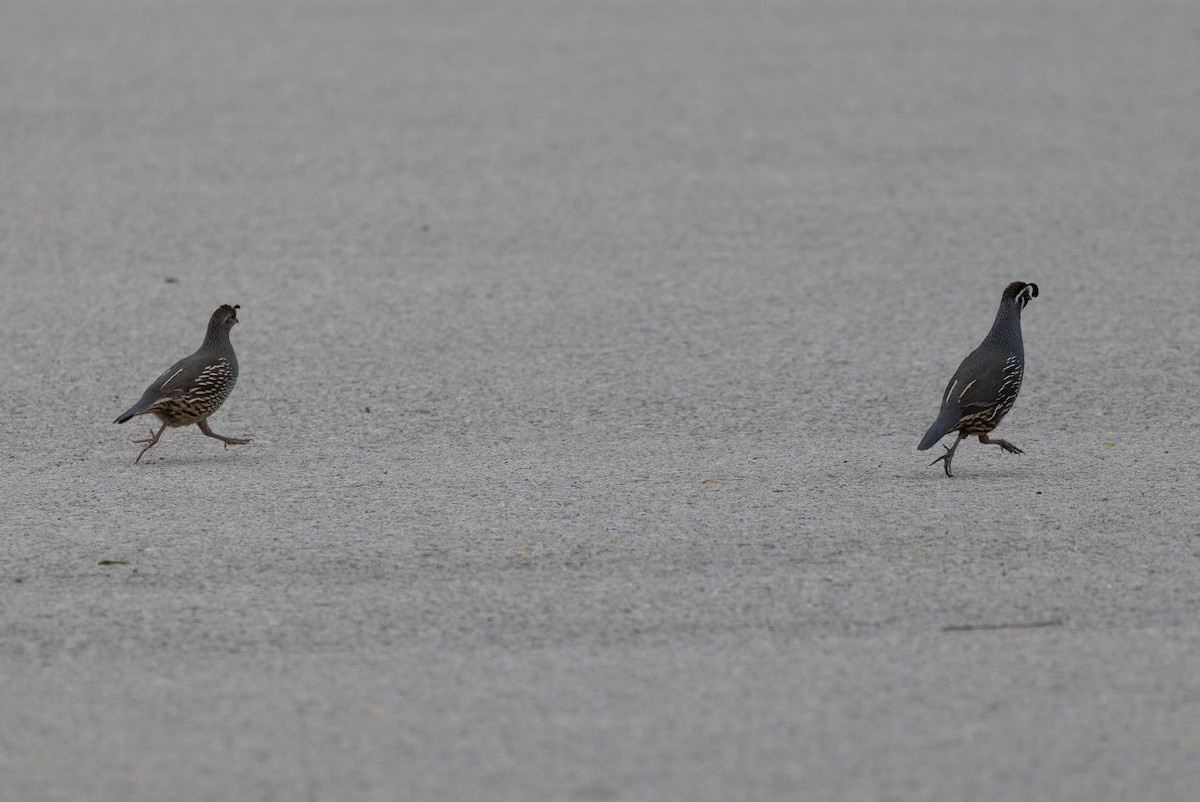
<box><xmin>929</xmin><ymin>433</ymin><xmax>965</xmax><ymax>477</ymax></box>
<box><xmin>132</xmin><ymin>422</ymin><xmax>168</xmax><ymax>463</ymax></box>
<box><xmin>978</xmin><ymin>433</ymin><xmax>1023</xmax><ymax>455</ymax></box>
<box><xmin>196</xmin><ymin>419</ymin><xmax>251</xmax><ymax>448</ymax></box>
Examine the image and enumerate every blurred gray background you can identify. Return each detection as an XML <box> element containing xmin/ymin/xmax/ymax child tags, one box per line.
<box><xmin>2</xmin><ymin>1</ymin><xmax>1199</xmax><ymax>800</ymax></box>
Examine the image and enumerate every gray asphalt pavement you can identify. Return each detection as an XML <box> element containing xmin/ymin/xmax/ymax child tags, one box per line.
<box><xmin>3</xmin><ymin>1</ymin><xmax>1200</xmax><ymax>800</ymax></box>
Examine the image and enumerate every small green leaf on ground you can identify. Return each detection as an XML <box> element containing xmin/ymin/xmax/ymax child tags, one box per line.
<box><xmin>98</xmin><ymin>560</ymin><xmax>129</xmax><ymax>566</ymax></box>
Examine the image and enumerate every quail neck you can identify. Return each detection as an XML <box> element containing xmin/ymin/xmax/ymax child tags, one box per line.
<box><xmin>983</xmin><ymin>293</ymin><xmax>1027</xmax><ymax>348</ymax></box>
<box><xmin>202</xmin><ymin>304</ymin><xmax>239</xmax><ymax>355</ymax></box>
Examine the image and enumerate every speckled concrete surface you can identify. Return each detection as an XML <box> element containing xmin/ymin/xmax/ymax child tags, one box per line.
<box><xmin>3</xmin><ymin>1</ymin><xmax>1200</xmax><ymax>800</ymax></box>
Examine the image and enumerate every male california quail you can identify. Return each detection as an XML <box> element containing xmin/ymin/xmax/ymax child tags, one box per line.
<box><xmin>918</xmin><ymin>281</ymin><xmax>1037</xmax><ymax>477</ymax></box>
<box><xmin>114</xmin><ymin>304</ymin><xmax>250</xmax><ymax>463</ymax></box>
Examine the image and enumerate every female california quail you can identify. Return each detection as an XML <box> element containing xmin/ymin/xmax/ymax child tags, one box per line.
<box><xmin>114</xmin><ymin>304</ymin><xmax>250</xmax><ymax>463</ymax></box>
<box><xmin>918</xmin><ymin>281</ymin><xmax>1038</xmax><ymax>477</ymax></box>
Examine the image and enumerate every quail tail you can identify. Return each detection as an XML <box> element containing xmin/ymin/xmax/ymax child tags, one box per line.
<box><xmin>918</xmin><ymin>408</ymin><xmax>960</xmax><ymax>451</ymax></box>
<box><xmin>113</xmin><ymin>390</ymin><xmax>156</xmax><ymax>424</ymax></box>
